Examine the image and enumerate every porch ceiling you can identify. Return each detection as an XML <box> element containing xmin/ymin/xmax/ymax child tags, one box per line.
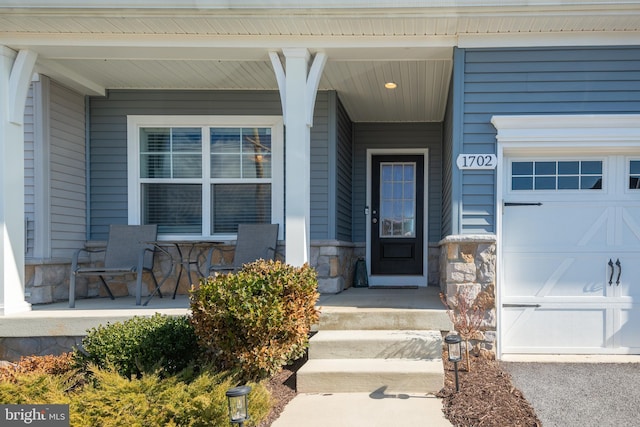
<box><xmin>2</xmin><ymin>3</ymin><xmax>639</xmax><ymax>122</ymax></box>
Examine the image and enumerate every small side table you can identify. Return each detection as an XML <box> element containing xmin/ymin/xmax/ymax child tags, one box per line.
<box><xmin>144</xmin><ymin>240</ymin><xmax>224</xmax><ymax>306</ymax></box>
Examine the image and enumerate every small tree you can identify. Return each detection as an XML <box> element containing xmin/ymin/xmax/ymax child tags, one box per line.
<box><xmin>440</xmin><ymin>285</ymin><xmax>492</xmax><ymax>372</ymax></box>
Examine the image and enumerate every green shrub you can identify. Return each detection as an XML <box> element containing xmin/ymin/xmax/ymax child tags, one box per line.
<box><xmin>0</xmin><ymin>367</ymin><xmax>270</xmax><ymax>427</ymax></box>
<box><xmin>190</xmin><ymin>260</ymin><xmax>320</xmax><ymax>381</ymax></box>
<box><xmin>74</xmin><ymin>313</ymin><xmax>200</xmax><ymax>378</ymax></box>
<box><xmin>72</xmin><ymin>367</ymin><xmax>270</xmax><ymax>427</ymax></box>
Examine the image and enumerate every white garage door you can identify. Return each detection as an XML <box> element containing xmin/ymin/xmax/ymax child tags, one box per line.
<box><xmin>502</xmin><ymin>155</ymin><xmax>640</xmax><ymax>354</ymax></box>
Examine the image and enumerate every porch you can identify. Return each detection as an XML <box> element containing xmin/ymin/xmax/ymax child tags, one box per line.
<box><xmin>0</xmin><ymin>287</ymin><xmax>450</xmax><ymax>362</ymax></box>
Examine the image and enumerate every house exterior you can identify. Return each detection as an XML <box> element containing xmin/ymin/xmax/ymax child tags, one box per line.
<box><xmin>1</xmin><ymin>1</ymin><xmax>639</xmax><ymax>358</ymax></box>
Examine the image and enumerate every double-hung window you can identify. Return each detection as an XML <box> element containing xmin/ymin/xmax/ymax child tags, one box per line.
<box><xmin>127</xmin><ymin>116</ymin><xmax>283</xmax><ymax>239</ymax></box>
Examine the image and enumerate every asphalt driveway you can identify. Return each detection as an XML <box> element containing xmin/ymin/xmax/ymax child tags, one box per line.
<box><xmin>501</xmin><ymin>361</ymin><xmax>640</xmax><ymax>427</ymax></box>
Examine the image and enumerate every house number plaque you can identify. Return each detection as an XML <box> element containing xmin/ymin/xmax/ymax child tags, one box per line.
<box><xmin>456</xmin><ymin>154</ymin><xmax>497</xmax><ymax>170</ymax></box>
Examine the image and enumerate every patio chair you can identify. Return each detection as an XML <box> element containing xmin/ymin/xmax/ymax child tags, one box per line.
<box><xmin>205</xmin><ymin>224</ymin><xmax>279</xmax><ymax>275</ymax></box>
<box><xmin>69</xmin><ymin>224</ymin><xmax>160</xmax><ymax>307</ymax></box>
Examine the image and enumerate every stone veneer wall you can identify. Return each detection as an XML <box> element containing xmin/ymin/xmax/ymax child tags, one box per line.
<box><xmin>439</xmin><ymin>234</ymin><xmax>497</xmax><ymax>358</ymax></box>
<box><xmin>24</xmin><ymin>239</ymin><xmax>366</xmax><ymax>304</ymax></box>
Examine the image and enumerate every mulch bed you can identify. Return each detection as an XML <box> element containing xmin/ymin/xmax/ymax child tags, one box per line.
<box><xmin>437</xmin><ymin>356</ymin><xmax>541</xmax><ymax>426</ymax></box>
<box><xmin>261</xmin><ymin>354</ymin><xmax>541</xmax><ymax>427</ymax></box>
<box><xmin>258</xmin><ymin>357</ymin><xmax>304</xmax><ymax>427</ymax></box>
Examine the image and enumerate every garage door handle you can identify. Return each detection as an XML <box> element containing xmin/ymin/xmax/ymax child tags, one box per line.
<box><xmin>608</xmin><ymin>259</ymin><xmax>614</xmax><ymax>286</ymax></box>
<box><xmin>502</xmin><ymin>303</ymin><xmax>541</xmax><ymax>308</ymax></box>
<box><xmin>615</xmin><ymin>259</ymin><xmax>621</xmax><ymax>286</ymax></box>
<box><xmin>504</xmin><ymin>202</ymin><xmax>543</xmax><ymax>207</ymax></box>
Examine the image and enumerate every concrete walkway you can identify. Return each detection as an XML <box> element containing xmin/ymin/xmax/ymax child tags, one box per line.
<box><xmin>271</xmin><ymin>391</ymin><xmax>452</xmax><ymax>427</ymax></box>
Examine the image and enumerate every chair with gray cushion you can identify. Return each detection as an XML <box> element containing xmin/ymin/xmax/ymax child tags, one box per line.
<box><xmin>205</xmin><ymin>224</ymin><xmax>279</xmax><ymax>275</ymax></box>
<box><xmin>69</xmin><ymin>224</ymin><xmax>160</xmax><ymax>307</ymax></box>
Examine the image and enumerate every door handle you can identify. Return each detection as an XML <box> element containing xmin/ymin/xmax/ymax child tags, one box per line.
<box><xmin>608</xmin><ymin>259</ymin><xmax>614</xmax><ymax>286</ymax></box>
<box><xmin>615</xmin><ymin>259</ymin><xmax>621</xmax><ymax>286</ymax></box>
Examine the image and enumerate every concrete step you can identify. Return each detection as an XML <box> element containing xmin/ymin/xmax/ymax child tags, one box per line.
<box><xmin>314</xmin><ymin>308</ymin><xmax>452</xmax><ymax>331</ymax></box>
<box><xmin>309</xmin><ymin>330</ymin><xmax>442</xmax><ymax>360</ymax></box>
<box><xmin>296</xmin><ymin>358</ymin><xmax>444</xmax><ymax>394</ymax></box>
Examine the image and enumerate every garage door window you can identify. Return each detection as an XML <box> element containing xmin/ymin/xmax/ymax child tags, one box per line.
<box><xmin>511</xmin><ymin>160</ymin><xmax>602</xmax><ymax>191</ymax></box>
<box><xmin>630</xmin><ymin>160</ymin><xmax>640</xmax><ymax>189</ymax></box>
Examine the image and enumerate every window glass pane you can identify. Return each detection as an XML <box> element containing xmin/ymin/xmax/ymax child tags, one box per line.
<box><xmin>381</xmin><ymin>165</ymin><xmax>392</xmax><ymax>181</ymax></box>
<box><xmin>404</xmin><ymin>182</ymin><xmax>414</xmax><ymax>199</ymax></box>
<box><xmin>140</xmin><ymin>127</ymin><xmax>202</xmax><ymax>178</ymax></box>
<box><xmin>211</xmin><ymin>154</ymin><xmax>241</xmax><ymax>179</ymax></box>
<box><xmin>581</xmin><ymin>176</ymin><xmax>602</xmax><ymax>190</ymax></box>
<box><xmin>241</xmin><ymin>128</ymin><xmax>272</xmax><ymax>179</ymax></box>
<box><xmin>581</xmin><ymin>161</ymin><xmax>602</xmax><ymax>174</ymax></box>
<box><xmin>379</xmin><ymin>162</ymin><xmax>416</xmax><ymax>238</ymax></box>
<box><xmin>141</xmin><ymin>128</ymin><xmax>169</xmax><ymax>152</ymax></box>
<box><xmin>140</xmin><ymin>128</ymin><xmax>170</xmax><ymax>178</ymax></box>
<box><xmin>141</xmin><ymin>154</ymin><xmax>171</xmax><ymax>178</ymax></box>
<box><xmin>558</xmin><ymin>161</ymin><xmax>579</xmax><ymax>175</ymax></box>
<box><xmin>172</xmin><ymin>128</ymin><xmax>201</xmax><ymax>152</ymax></box>
<box><xmin>211</xmin><ymin>128</ymin><xmax>241</xmax><ymax>153</ymax></box>
<box><xmin>242</xmin><ymin>154</ymin><xmax>271</xmax><ymax>178</ymax></box>
<box><xmin>535</xmin><ymin>176</ymin><xmax>556</xmax><ymax>190</ymax></box>
<box><xmin>402</xmin><ymin>219</ymin><xmax>415</xmax><ymax>237</ymax></box>
<box><xmin>404</xmin><ymin>164</ymin><xmax>415</xmax><ymax>181</ymax></box>
<box><xmin>630</xmin><ymin>160</ymin><xmax>640</xmax><ymax>190</ymax></box>
<box><xmin>512</xmin><ymin>162</ymin><xmax>533</xmax><ymax>175</ymax></box>
<box><xmin>212</xmin><ymin>184</ymin><xmax>271</xmax><ymax>233</ymax></box>
<box><xmin>173</xmin><ymin>154</ymin><xmax>202</xmax><ymax>178</ymax></box>
<box><xmin>393</xmin><ymin>183</ymin><xmax>403</xmax><ymax>199</ymax></box>
<box><xmin>535</xmin><ymin>162</ymin><xmax>556</xmax><ymax>175</ymax></box>
<box><xmin>512</xmin><ymin>177</ymin><xmax>533</xmax><ymax>190</ymax></box>
<box><xmin>558</xmin><ymin>176</ymin><xmax>579</xmax><ymax>189</ymax></box>
<box><xmin>511</xmin><ymin>160</ymin><xmax>603</xmax><ymax>191</ymax></box>
<box><xmin>393</xmin><ymin>165</ymin><xmax>404</xmax><ymax>181</ymax></box>
<box><xmin>143</xmin><ymin>184</ymin><xmax>202</xmax><ymax>234</ymax></box>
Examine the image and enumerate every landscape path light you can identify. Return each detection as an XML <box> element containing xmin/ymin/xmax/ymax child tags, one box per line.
<box><xmin>445</xmin><ymin>333</ymin><xmax>462</xmax><ymax>392</ymax></box>
<box><xmin>226</xmin><ymin>385</ymin><xmax>251</xmax><ymax>426</ymax></box>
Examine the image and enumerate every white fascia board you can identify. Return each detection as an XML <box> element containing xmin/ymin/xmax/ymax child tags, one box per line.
<box><xmin>0</xmin><ymin>33</ymin><xmax>456</xmax><ymax>56</ymax></box>
<box><xmin>492</xmin><ymin>114</ymin><xmax>640</xmax><ymax>150</ymax></box>
<box><xmin>459</xmin><ymin>31</ymin><xmax>640</xmax><ymax>48</ymax></box>
<box><xmin>1</xmin><ymin>0</ymin><xmax>638</xmax><ymax>9</ymax></box>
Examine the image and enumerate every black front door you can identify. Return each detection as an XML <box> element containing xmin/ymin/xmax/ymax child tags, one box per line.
<box><xmin>371</xmin><ymin>155</ymin><xmax>424</xmax><ymax>275</ymax></box>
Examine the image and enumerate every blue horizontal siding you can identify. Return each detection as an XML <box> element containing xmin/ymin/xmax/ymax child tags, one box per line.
<box><xmin>458</xmin><ymin>46</ymin><xmax>640</xmax><ymax>234</ymax></box>
<box><xmin>88</xmin><ymin>89</ymin><xmax>330</xmax><ymax>240</ymax></box>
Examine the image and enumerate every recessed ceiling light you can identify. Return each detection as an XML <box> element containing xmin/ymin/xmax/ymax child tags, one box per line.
<box><xmin>384</xmin><ymin>82</ymin><xmax>397</xmax><ymax>89</ymax></box>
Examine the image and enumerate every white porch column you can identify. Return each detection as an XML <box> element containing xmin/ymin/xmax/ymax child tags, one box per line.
<box><xmin>0</xmin><ymin>47</ymin><xmax>37</xmax><ymax>315</ymax></box>
<box><xmin>270</xmin><ymin>48</ymin><xmax>326</xmax><ymax>266</ymax></box>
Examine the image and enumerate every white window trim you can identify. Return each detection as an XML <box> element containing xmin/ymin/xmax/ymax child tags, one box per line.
<box><xmin>492</xmin><ymin>113</ymin><xmax>640</xmax><ymax>359</ymax></box>
<box><xmin>127</xmin><ymin>115</ymin><xmax>284</xmax><ymax>241</ymax></box>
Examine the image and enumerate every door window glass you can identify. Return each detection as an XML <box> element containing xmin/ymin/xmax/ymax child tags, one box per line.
<box><xmin>379</xmin><ymin>162</ymin><xmax>416</xmax><ymax>238</ymax></box>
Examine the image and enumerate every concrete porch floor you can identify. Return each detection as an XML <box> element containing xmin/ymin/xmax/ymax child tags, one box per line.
<box><xmin>0</xmin><ymin>286</ymin><xmax>447</xmax><ymax>338</ymax></box>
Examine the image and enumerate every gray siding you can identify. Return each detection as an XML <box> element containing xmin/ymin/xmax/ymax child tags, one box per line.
<box><xmin>441</xmin><ymin>63</ymin><xmax>456</xmax><ymax>239</ymax></box>
<box><xmin>49</xmin><ymin>81</ymin><xmax>86</xmax><ymax>257</ymax></box>
<box><xmin>310</xmin><ymin>91</ymin><xmax>330</xmax><ymax>240</ymax></box>
<box><xmin>352</xmin><ymin>123</ymin><xmax>443</xmax><ymax>243</ymax></box>
<box><xmin>89</xmin><ymin>89</ymin><xmax>331</xmax><ymax>240</ymax></box>
<box><xmin>24</xmin><ymin>85</ymin><xmax>35</xmax><ymax>257</ymax></box>
<box><xmin>459</xmin><ymin>46</ymin><xmax>640</xmax><ymax>234</ymax></box>
<box><xmin>334</xmin><ymin>94</ymin><xmax>353</xmax><ymax>242</ymax></box>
